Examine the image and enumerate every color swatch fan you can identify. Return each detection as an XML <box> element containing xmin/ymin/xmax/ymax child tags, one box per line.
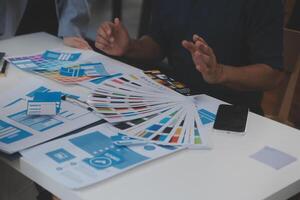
<box><xmin>87</xmin><ymin>73</ymin><xmax>211</xmax><ymax>149</ymax></box>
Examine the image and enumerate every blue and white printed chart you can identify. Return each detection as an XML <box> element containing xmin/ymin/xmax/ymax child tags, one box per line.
<box><xmin>21</xmin><ymin>124</ymin><xmax>182</xmax><ymax>189</ymax></box>
<box><xmin>0</xmin><ymin>80</ymin><xmax>100</xmax><ymax>154</ymax></box>
<box><xmin>187</xmin><ymin>94</ymin><xmax>221</xmax><ymax>148</ymax></box>
<box><xmin>7</xmin><ymin>50</ymin><xmax>142</xmax><ymax>85</ymax></box>
<box><xmin>190</xmin><ymin>95</ymin><xmax>220</xmax><ymax>129</ymax></box>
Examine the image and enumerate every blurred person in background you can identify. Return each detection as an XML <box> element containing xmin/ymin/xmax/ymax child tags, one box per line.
<box><xmin>0</xmin><ymin>0</ymin><xmax>93</xmax><ymax>49</ymax></box>
<box><xmin>95</xmin><ymin>0</ymin><xmax>283</xmax><ymax>115</ymax></box>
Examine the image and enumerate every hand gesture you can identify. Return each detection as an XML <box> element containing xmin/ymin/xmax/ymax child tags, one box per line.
<box><xmin>63</xmin><ymin>37</ymin><xmax>92</xmax><ymax>50</ymax></box>
<box><xmin>182</xmin><ymin>34</ymin><xmax>224</xmax><ymax>84</ymax></box>
<box><xmin>95</xmin><ymin>18</ymin><xmax>130</xmax><ymax>56</ymax></box>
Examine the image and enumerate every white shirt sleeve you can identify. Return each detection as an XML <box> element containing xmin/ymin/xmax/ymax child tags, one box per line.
<box><xmin>55</xmin><ymin>0</ymin><xmax>91</xmax><ymax>38</ymax></box>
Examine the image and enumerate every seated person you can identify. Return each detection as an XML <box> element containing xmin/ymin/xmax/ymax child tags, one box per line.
<box><xmin>95</xmin><ymin>0</ymin><xmax>283</xmax><ymax>115</ymax></box>
<box><xmin>56</xmin><ymin>0</ymin><xmax>93</xmax><ymax>49</ymax></box>
<box><xmin>0</xmin><ymin>0</ymin><xmax>92</xmax><ymax>50</ymax></box>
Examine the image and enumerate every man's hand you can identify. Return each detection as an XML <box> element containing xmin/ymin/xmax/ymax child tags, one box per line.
<box><xmin>63</xmin><ymin>37</ymin><xmax>92</xmax><ymax>50</ymax></box>
<box><xmin>182</xmin><ymin>34</ymin><xmax>224</xmax><ymax>84</ymax></box>
<box><xmin>95</xmin><ymin>18</ymin><xmax>131</xmax><ymax>56</ymax></box>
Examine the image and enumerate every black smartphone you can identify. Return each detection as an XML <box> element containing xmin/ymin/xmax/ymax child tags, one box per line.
<box><xmin>213</xmin><ymin>104</ymin><xmax>248</xmax><ymax>133</ymax></box>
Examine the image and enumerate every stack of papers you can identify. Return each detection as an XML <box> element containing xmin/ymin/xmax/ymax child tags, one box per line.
<box><xmin>87</xmin><ymin>73</ymin><xmax>216</xmax><ymax>149</ymax></box>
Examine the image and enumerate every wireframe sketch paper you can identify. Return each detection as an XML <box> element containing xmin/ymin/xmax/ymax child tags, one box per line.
<box><xmin>21</xmin><ymin>123</ymin><xmax>183</xmax><ymax>189</ymax></box>
<box><xmin>0</xmin><ymin>79</ymin><xmax>100</xmax><ymax>154</ymax></box>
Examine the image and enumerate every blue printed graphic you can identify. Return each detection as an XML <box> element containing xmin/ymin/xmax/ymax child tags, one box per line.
<box><xmin>198</xmin><ymin>109</ymin><xmax>216</xmax><ymax>125</ymax></box>
<box><xmin>84</xmin><ymin>150</ymin><xmax>124</xmax><ymax>170</ymax></box>
<box><xmin>63</xmin><ymin>94</ymin><xmax>80</xmax><ymax>100</ymax></box>
<box><xmin>70</xmin><ymin>131</ymin><xmax>149</xmax><ymax>170</ymax></box>
<box><xmin>26</xmin><ymin>86</ymin><xmax>76</xmax><ymax>101</ymax></box>
<box><xmin>0</xmin><ymin>120</ymin><xmax>32</xmax><ymax>144</ymax></box>
<box><xmin>79</xmin><ymin>62</ymin><xmax>109</xmax><ymax>76</ymax></box>
<box><xmin>158</xmin><ymin>145</ymin><xmax>178</xmax><ymax>151</ymax></box>
<box><xmin>42</xmin><ymin>50</ymin><xmax>81</xmax><ymax>61</ymax></box>
<box><xmin>27</xmin><ymin>92</ymin><xmax>62</xmax><ymax>115</ymax></box>
<box><xmin>59</xmin><ymin>67</ymin><xmax>85</xmax><ymax>77</ymax></box>
<box><xmin>3</xmin><ymin>98</ymin><xmax>24</xmax><ymax>108</ymax></box>
<box><xmin>3</xmin><ymin>87</ymin><xmax>51</xmax><ymax>108</ymax></box>
<box><xmin>33</xmin><ymin>92</ymin><xmax>62</xmax><ymax>102</ymax></box>
<box><xmin>30</xmin><ymin>92</ymin><xmax>62</xmax><ymax>114</ymax></box>
<box><xmin>84</xmin><ymin>157</ymin><xmax>112</xmax><ymax>169</ymax></box>
<box><xmin>59</xmin><ymin>62</ymin><xmax>109</xmax><ymax>78</ymax></box>
<box><xmin>110</xmin><ymin>133</ymin><xmax>132</xmax><ymax>142</ymax></box>
<box><xmin>9</xmin><ymin>110</ymin><xmax>63</xmax><ymax>132</ymax></box>
<box><xmin>46</xmin><ymin>148</ymin><xmax>76</xmax><ymax>163</ymax></box>
<box><xmin>144</xmin><ymin>145</ymin><xmax>156</xmax><ymax>151</ymax></box>
<box><xmin>90</xmin><ymin>73</ymin><xmax>123</xmax><ymax>84</ymax></box>
<box><xmin>26</xmin><ymin>86</ymin><xmax>50</xmax><ymax>97</ymax></box>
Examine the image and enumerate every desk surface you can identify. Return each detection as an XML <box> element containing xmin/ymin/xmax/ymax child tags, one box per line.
<box><xmin>1</xmin><ymin>32</ymin><xmax>300</xmax><ymax>200</ymax></box>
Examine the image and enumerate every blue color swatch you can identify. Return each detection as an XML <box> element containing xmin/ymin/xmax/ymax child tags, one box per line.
<box><xmin>90</xmin><ymin>73</ymin><xmax>123</xmax><ymax>84</ymax></box>
<box><xmin>42</xmin><ymin>50</ymin><xmax>81</xmax><ymax>62</ymax></box>
<box><xmin>59</xmin><ymin>67</ymin><xmax>85</xmax><ymax>77</ymax></box>
<box><xmin>47</xmin><ymin>148</ymin><xmax>76</xmax><ymax>163</ymax></box>
<box><xmin>144</xmin><ymin>145</ymin><xmax>156</xmax><ymax>151</ymax></box>
<box><xmin>198</xmin><ymin>109</ymin><xmax>216</xmax><ymax>125</ymax></box>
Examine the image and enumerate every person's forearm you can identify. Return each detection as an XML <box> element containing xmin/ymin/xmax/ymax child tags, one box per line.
<box><xmin>219</xmin><ymin>64</ymin><xmax>282</xmax><ymax>91</ymax></box>
<box><xmin>124</xmin><ymin>36</ymin><xmax>164</xmax><ymax>66</ymax></box>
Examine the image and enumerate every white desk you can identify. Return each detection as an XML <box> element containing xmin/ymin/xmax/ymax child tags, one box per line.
<box><xmin>1</xmin><ymin>32</ymin><xmax>300</xmax><ymax>200</ymax></box>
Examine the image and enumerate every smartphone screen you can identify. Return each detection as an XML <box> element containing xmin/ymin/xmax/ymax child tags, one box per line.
<box><xmin>213</xmin><ymin>104</ymin><xmax>248</xmax><ymax>133</ymax></box>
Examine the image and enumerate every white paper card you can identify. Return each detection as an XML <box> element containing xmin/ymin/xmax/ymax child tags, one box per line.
<box><xmin>250</xmin><ymin>146</ymin><xmax>297</xmax><ymax>170</ymax></box>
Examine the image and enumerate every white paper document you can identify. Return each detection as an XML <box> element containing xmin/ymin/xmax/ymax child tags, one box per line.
<box><xmin>250</xmin><ymin>146</ymin><xmax>297</xmax><ymax>170</ymax></box>
<box><xmin>21</xmin><ymin>123</ymin><xmax>182</xmax><ymax>189</ymax></box>
<box><xmin>0</xmin><ymin>80</ymin><xmax>101</xmax><ymax>154</ymax></box>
